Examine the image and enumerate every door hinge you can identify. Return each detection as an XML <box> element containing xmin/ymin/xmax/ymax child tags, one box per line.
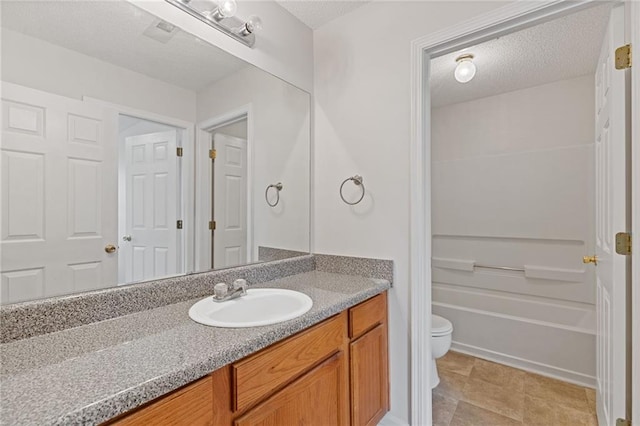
<box><xmin>209</xmin><ymin>220</ymin><xmax>216</xmax><ymax>231</ymax></box>
<box><xmin>209</xmin><ymin>149</ymin><xmax>217</xmax><ymax>160</ymax></box>
<box><xmin>615</xmin><ymin>232</ymin><xmax>631</xmax><ymax>255</ymax></box>
<box><xmin>177</xmin><ymin>220</ymin><xmax>183</xmax><ymax>230</ymax></box>
<box><xmin>176</xmin><ymin>147</ymin><xmax>183</xmax><ymax>157</ymax></box>
<box><xmin>615</xmin><ymin>44</ymin><xmax>631</xmax><ymax>70</ymax></box>
<box><xmin>616</xmin><ymin>419</ymin><xmax>631</xmax><ymax>426</ymax></box>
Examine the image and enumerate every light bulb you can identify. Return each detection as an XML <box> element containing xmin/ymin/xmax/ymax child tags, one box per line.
<box><xmin>217</xmin><ymin>0</ymin><xmax>237</xmax><ymax>18</ymax></box>
<box><xmin>203</xmin><ymin>0</ymin><xmax>236</xmax><ymax>21</ymax></box>
<box><xmin>245</xmin><ymin>15</ymin><xmax>263</xmax><ymax>33</ymax></box>
<box><xmin>454</xmin><ymin>55</ymin><xmax>476</xmax><ymax>83</ymax></box>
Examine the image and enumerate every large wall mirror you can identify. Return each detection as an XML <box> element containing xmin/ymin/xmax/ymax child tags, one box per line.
<box><xmin>0</xmin><ymin>0</ymin><xmax>310</xmax><ymax>304</ymax></box>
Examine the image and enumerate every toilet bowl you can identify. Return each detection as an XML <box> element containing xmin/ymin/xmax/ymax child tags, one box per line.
<box><xmin>431</xmin><ymin>314</ymin><xmax>453</xmax><ymax>388</ymax></box>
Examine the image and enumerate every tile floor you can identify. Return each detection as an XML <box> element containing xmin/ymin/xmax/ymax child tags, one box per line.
<box><xmin>433</xmin><ymin>351</ymin><xmax>597</xmax><ymax>426</ymax></box>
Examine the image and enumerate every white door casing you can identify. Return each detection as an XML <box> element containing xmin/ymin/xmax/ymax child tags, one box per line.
<box><xmin>213</xmin><ymin>133</ymin><xmax>247</xmax><ymax>269</ymax></box>
<box><xmin>1</xmin><ymin>82</ymin><xmax>118</xmax><ymax>303</ymax></box>
<box><xmin>594</xmin><ymin>5</ymin><xmax>627</xmax><ymax>425</ymax></box>
<box><xmin>122</xmin><ymin>130</ymin><xmax>179</xmax><ymax>283</ymax></box>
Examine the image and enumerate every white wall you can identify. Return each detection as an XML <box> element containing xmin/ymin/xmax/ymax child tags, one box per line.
<box><xmin>197</xmin><ymin>66</ymin><xmax>310</xmax><ymax>258</ymax></box>
<box><xmin>313</xmin><ymin>2</ymin><xmax>506</xmax><ymax>423</ymax></box>
<box><xmin>1</xmin><ymin>29</ymin><xmax>196</xmax><ymax>122</ymax></box>
<box><xmin>431</xmin><ymin>75</ymin><xmax>596</xmax><ymax>386</ymax></box>
<box><xmin>131</xmin><ymin>0</ymin><xmax>314</xmax><ymax>94</ymax></box>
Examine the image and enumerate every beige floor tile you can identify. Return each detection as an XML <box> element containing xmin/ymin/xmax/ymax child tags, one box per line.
<box><xmin>525</xmin><ymin>373</ymin><xmax>589</xmax><ymax>412</ymax></box>
<box><xmin>437</xmin><ymin>351</ymin><xmax>475</xmax><ymax>376</ymax></box>
<box><xmin>433</xmin><ymin>392</ymin><xmax>458</xmax><ymax>426</ymax></box>
<box><xmin>435</xmin><ymin>369</ymin><xmax>469</xmax><ymax>400</ymax></box>
<box><xmin>469</xmin><ymin>358</ymin><xmax>526</xmax><ymax>393</ymax></box>
<box><xmin>449</xmin><ymin>401</ymin><xmax>522</xmax><ymax>426</ymax></box>
<box><xmin>522</xmin><ymin>394</ymin><xmax>555</xmax><ymax>425</ymax></box>
<box><xmin>461</xmin><ymin>377</ymin><xmax>525</xmax><ymax>421</ymax></box>
<box><xmin>585</xmin><ymin>388</ymin><xmax>596</xmax><ymax>414</ymax></box>
<box><xmin>523</xmin><ymin>395</ymin><xmax>597</xmax><ymax>426</ymax></box>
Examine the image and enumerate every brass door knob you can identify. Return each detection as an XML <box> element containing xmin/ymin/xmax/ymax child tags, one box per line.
<box><xmin>105</xmin><ymin>244</ymin><xmax>117</xmax><ymax>254</ymax></box>
<box><xmin>583</xmin><ymin>255</ymin><xmax>598</xmax><ymax>265</ymax></box>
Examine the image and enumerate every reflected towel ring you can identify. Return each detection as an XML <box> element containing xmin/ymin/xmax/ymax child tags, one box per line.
<box><xmin>340</xmin><ymin>175</ymin><xmax>365</xmax><ymax>205</ymax></box>
<box><xmin>265</xmin><ymin>182</ymin><xmax>283</xmax><ymax>207</ymax></box>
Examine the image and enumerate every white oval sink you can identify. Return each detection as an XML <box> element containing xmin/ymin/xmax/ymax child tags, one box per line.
<box><xmin>189</xmin><ymin>288</ymin><xmax>313</xmax><ymax>328</ymax></box>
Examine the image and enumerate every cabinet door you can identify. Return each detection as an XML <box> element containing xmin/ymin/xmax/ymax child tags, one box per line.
<box><xmin>350</xmin><ymin>324</ymin><xmax>389</xmax><ymax>426</ymax></box>
<box><xmin>234</xmin><ymin>352</ymin><xmax>349</xmax><ymax>426</ymax></box>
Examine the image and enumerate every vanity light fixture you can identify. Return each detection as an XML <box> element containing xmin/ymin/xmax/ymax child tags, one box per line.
<box><xmin>166</xmin><ymin>0</ymin><xmax>261</xmax><ymax>47</ymax></box>
<box><xmin>454</xmin><ymin>54</ymin><xmax>477</xmax><ymax>83</ymax></box>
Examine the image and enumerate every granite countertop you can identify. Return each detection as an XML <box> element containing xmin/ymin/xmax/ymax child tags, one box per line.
<box><xmin>0</xmin><ymin>271</ymin><xmax>390</xmax><ymax>426</ymax></box>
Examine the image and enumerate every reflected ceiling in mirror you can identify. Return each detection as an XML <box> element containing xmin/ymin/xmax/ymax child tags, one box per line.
<box><xmin>0</xmin><ymin>0</ymin><xmax>310</xmax><ymax>305</ymax></box>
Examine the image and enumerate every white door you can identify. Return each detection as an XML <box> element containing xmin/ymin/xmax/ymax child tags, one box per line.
<box><xmin>123</xmin><ymin>130</ymin><xmax>179</xmax><ymax>283</ymax></box>
<box><xmin>593</xmin><ymin>6</ymin><xmax>628</xmax><ymax>425</ymax></box>
<box><xmin>1</xmin><ymin>83</ymin><xmax>118</xmax><ymax>303</ymax></box>
<box><xmin>213</xmin><ymin>133</ymin><xmax>247</xmax><ymax>269</ymax></box>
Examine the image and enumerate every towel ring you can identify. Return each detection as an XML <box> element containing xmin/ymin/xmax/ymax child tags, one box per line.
<box><xmin>340</xmin><ymin>175</ymin><xmax>365</xmax><ymax>205</ymax></box>
<box><xmin>265</xmin><ymin>182</ymin><xmax>283</xmax><ymax>207</ymax></box>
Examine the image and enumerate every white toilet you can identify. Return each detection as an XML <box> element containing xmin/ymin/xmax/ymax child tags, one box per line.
<box><xmin>431</xmin><ymin>314</ymin><xmax>453</xmax><ymax>388</ymax></box>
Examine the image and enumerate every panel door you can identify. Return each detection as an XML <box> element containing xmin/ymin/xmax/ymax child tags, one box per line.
<box><xmin>1</xmin><ymin>82</ymin><xmax>118</xmax><ymax>303</ymax></box>
<box><xmin>234</xmin><ymin>352</ymin><xmax>349</xmax><ymax>426</ymax></box>
<box><xmin>350</xmin><ymin>323</ymin><xmax>389</xmax><ymax>426</ymax></box>
<box><xmin>213</xmin><ymin>133</ymin><xmax>247</xmax><ymax>269</ymax></box>
<box><xmin>593</xmin><ymin>5</ymin><xmax>628</xmax><ymax>425</ymax></box>
<box><xmin>123</xmin><ymin>131</ymin><xmax>178</xmax><ymax>283</ymax></box>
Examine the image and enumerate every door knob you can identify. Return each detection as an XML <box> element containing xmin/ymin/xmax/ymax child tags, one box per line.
<box><xmin>583</xmin><ymin>255</ymin><xmax>598</xmax><ymax>265</ymax></box>
<box><xmin>105</xmin><ymin>244</ymin><xmax>117</xmax><ymax>254</ymax></box>
<box><xmin>122</xmin><ymin>235</ymin><xmax>132</xmax><ymax>242</ymax></box>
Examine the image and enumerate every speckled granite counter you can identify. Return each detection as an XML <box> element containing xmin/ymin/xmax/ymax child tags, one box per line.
<box><xmin>0</xmin><ymin>271</ymin><xmax>390</xmax><ymax>426</ymax></box>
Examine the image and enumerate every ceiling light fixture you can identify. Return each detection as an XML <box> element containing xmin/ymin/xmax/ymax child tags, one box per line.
<box><xmin>166</xmin><ymin>0</ymin><xmax>261</xmax><ymax>47</ymax></box>
<box><xmin>454</xmin><ymin>54</ymin><xmax>477</xmax><ymax>83</ymax></box>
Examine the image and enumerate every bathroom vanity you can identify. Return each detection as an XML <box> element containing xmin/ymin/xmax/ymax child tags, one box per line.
<box><xmin>0</xmin><ymin>256</ymin><xmax>392</xmax><ymax>426</ymax></box>
<box><xmin>107</xmin><ymin>292</ymin><xmax>388</xmax><ymax>426</ymax></box>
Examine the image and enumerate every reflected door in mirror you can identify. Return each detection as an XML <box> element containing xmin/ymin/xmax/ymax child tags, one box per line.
<box><xmin>121</xmin><ymin>129</ymin><xmax>180</xmax><ymax>284</ymax></box>
<box><xmin>1</xmin><ymin>83</ymin><xmax>118</xmax><ymax>303</ymax></box>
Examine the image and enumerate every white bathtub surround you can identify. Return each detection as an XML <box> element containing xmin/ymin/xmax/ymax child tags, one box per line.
<box><xmin>431</xmin><ymin>75</ymin><xmax>596</xmax><ymax>386</ymax></box>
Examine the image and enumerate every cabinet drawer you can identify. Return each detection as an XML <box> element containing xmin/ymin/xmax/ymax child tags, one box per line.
<box><xmin>349</xmin><ymin>292</ymin><xmax>387</xmax><ymax>339</ymax></box>
<box><xmin>234</xmin><ymin>352</ymin><xmax>349</xmax><ymax>426</ymax></box>
<box><xmin>232</xmin><ymin>311</ymin><xmax>347</xmax><ymax>412</ymax></box>
<box><xmin>108</xmin><ymin>376</ymin><xmax>213</xmax><ymax>426</ymax></box>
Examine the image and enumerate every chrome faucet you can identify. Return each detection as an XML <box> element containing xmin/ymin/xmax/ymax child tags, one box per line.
<box><xmin>212</xmin><ymin>279</ymin><xmax>247</xmax><ymax>302</ymax></box>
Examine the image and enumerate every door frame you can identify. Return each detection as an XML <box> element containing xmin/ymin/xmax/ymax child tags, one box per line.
<box><xmin>630</xmin><ymin>1</ymin><xmax>640</xmax><ymax>423</ymax></box>
<box><xmin>195</xmin><ymin>104</ymin><xmax>254</xmax><ymax>271</ymax></box>
<box><xmin>83</xmin><ymin>96</ymin><xmax>195</xmax><ymax>278</ymax></box>
<box><xmin>408</xmin><ymin>1</ymin><xmax>636</xmax><ymax>424</ymax></box>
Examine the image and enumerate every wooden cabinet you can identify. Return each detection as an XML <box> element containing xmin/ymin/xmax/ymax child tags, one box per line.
<box><xmin>348</xmin><ymin>292</ymin><xmax>389</xmax><ymax>426</ymax></box>
<box><xmin>108</xmin><ymin>292</ymin><xmax>388</xmax><ymax>426</ymax></box>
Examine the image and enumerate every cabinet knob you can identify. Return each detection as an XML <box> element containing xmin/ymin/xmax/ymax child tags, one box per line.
<box><xmin>583</xmin><ymin>255</ymin><xmax>598</xmax><ymax>265</ymax></box>
<box><xmin>105</xmin><ymin>244</ymin><xmax>117</xmax><ymax>254</ymax></box>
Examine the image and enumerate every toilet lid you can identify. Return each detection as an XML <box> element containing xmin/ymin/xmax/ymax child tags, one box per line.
<box><xmin>432</xmin><ymin>314</ymin><xmax>453</xmax><ymax>336</ymax></box>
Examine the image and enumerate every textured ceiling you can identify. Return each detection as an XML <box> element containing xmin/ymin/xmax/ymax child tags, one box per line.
<box><xmin>430</xmin><ymin>4</ymin><xmax>611</xmax><ymax>108</ymax></box>
<box><xmin>275</xmin><ymin>0</ymin><xmax>371</xmax><ymax>29</ymax></box>
<box><xmin>1</xmin><ymin>0</ymin><xmax>249</xmax><ymax>91</ymax></box>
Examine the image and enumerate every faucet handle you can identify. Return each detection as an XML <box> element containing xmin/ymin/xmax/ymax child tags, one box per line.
<box><xmin>232</xmin><ymin>279</ymin><xmax>247</xmax><ymax>294</ymax></box>
<box><xmin>214</xmin><ymin>283</ymin><xmax>228</xmax><ymax>298</ymax></box>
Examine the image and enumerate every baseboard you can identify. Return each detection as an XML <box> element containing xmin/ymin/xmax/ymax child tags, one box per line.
<box><xmin>451</xmin><ymin>341</ymin><xmax>596</xmax><ymax>388</ymax></box>
<box><xmin>377</xmin><ymin>411</ymin><xmax>410</xmax><ymax>426</ymax></box>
